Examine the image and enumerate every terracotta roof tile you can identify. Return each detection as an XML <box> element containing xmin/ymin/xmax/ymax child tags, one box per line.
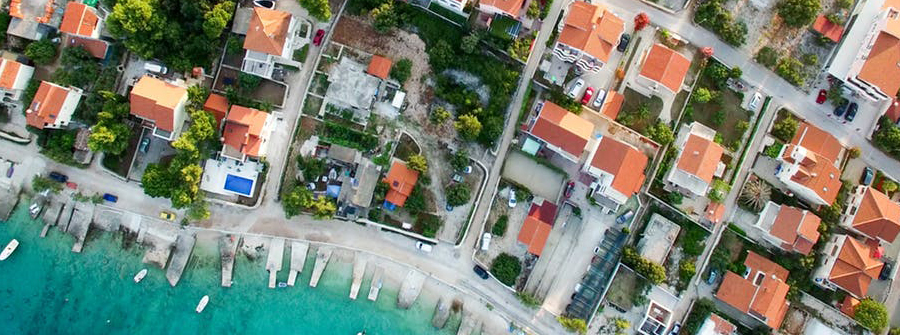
<box><xmin>829</xmin><ymin>236</ymin><xmax>884</xmax><ymax>297</ymax></box>
<box><xmin>480</xmin><ymin>0</ymin><xmax>526</xmax><ymax>17</ymax></box>
<box><xmin>59</xmin><ymin>2</ymin><xmax>99</xmax><ymax>37</ymax></box>
<box><xmin>516</xmin><ymin>202</ymin><xmax>556</xmax><ymax>255</ymax></box>
<box><xmin>791</xmin><ymin>122</ymin><xmax>843</xmax><ymax>163</ymax></box>
<box><xmin>770</xmin><ymin>206</ymin><xmax>821</xmax><ymax>255</ymax></box>
<box><xmin>886</xmin><ymin>99</ymin><xmax>900</xmax><ymax>123</ymax></box>
<box><xmin>243</xmin><ymin>8</ymin><xmax>292</xmax><ymax>55</ymax></box>
<box><xmin>530</xmin><ymin>101</ymin><xmax>594</xmax><ymax>157</ymax></box>
<box><xmin>600</xmin><ymin>91</ymin><xmax>624</xmax><ymax>120</ymax></box>
<box><xmin>840</xmin><ymin>296</ymin><xmax>859</xmax><ymax>317</ymax></box>
<box><xmin>852</xmin><ymin>187</ymin><xmax>900</xmax><ymax>242</ymax></box>
<box><xmin>129</xmin><ymin>76</ymin><xmax>187</xmax><ymax>132</ymax></box>
<box><xmin>813</xmin><ymin>15</ymin><xmax>844</xmax><ymax>43</ymax></box>
<box><xmin>203</xmin><ymin>93</ymin><xmax>229</xmax><ymax>128</ymax></box>
<box><xmin>708</xmin><ymin>314</ymin><xmax>737</xmax><ymax>335</ymax></box>
<box><xmin>558</xmin><ymin>3</ymin><xmax>623</xmax><ymax>64</ymax></box>
<box><xmin>25</xmin><ymin>81</ymin><xmax>71</xmax><ymax>129</ymax></box>
<box><xmin>858</xmin><ymin>32</ymin><xmax>900</xmax><ymax>97</ymax></box>
<box><xmin>0</xmin><ymin>59</ymin><xmax>23</xmax><ymax>90</ymax></box>
<box><xmin>716</xmin><ymin>251</ymin><xmax>790</xmax><ymax>328</ymax></box>
<box><xmin>383</xmin><ymin>161</ymin><xmax>419</xmax><ymax>207</ymax></box>
<box><xmin>704</xmin><ymin>202</ymin><xmax>726</xmax><ymax>224</ymax></box>
<box><xmin>65</xmin><ymin>36</ymin><xmax>109</xmax><ymax>59</ymax></box>
<box><xmin>591</xmin><ymin>136</ymin><xmax>647</xmax><ymax>195</ymax></box>
<box><xmin>716</xmin><ymin>272</ymin><xmax>756</xmax><ymax>312</ymax></box>
<box><xmin>676</xmin><ymin>134</ymin><xmax>723</xmax><ymax>183</ymax></box>
<box><xmin>782</xmin><ymin>143</ymin><xmax>842</xmax><ymax>205</ymax></box>
<box><xmin>640</xmin><ymin>44</ymin><xmax>691</xmax><ymax>92</ymax></box>
<box><xmin>366</xmin><ymin>55</ymin><xmax>392</xmax><ymax>80</ymax></box>
<box><xmin>223</xmin><ymin>105</ymin><xmax>270</xmax><ymax>157</ymax></box>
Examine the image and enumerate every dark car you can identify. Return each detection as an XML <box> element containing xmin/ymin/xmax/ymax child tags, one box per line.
<box><xmin>617</xmin><ymin>34</ymin><xmax>631</xmax><ymax>52</ymax></box>
<box><xmin>880</xmin><ymin>262</ymin><xmax>893</xmax><ymax>280</ymax></box>
<box><xmin>845</xmin><ymin>102</ymin><xmax>859</xmax><ymax>121</ymax></box>
<box><xmin>313</xmin><ymin>29</ymin><xmax>326</xmax><ymax>46</ymax></box>
<box><xmin>48</xmin><ymin>172</ymin><xmax>68</xmax><ymax>183</ymax></box>
<box><xmin>473</xmin><ymin>265</ymin><xmax>489</xmax><ymax>279</ymax></box>
<box><xmin>102</xmin><ymin>193</ymin><xmax>118</xmax><ymax>203</ymax></box>
<box><xmin>834</xmin><ymin>101</ymin><xmax>848</xmax><ymax>117</ymax></box>
<box><xmin>861</xmin><ymin>167</ymin><xmax>875</xmax><ymax>186</ymax></box>
<box><xmin>564</xmin><ymin>181</ymin><xmax>575</xmax><ymax>198</ymax></box>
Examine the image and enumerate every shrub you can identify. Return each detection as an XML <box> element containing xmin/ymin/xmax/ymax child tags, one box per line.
<box><xmin>777</xmin><ymin>0</ymin><xmax>821</xmax><ymax>28</ymax></box>
<box><xmin>446</xmin><ymin>183</ymin><xmax>471</xmax><ymax>206</ymax></box>
<box><xmin>693</xmin><ymin>87</ymin><xmax>713</xmax><ymax>103</ymax></box>
<box><xmin>516</xmin><ymin>291</ymin><xmax>541</xmax><ymax>308</ymax></box>
<box><xmin>646</xmin><ymin>122</ymin><xmax>674</xmax><ymax>145</ymax></box>
<box><xmin>679</xmin><ymin>261</ymin><xmax>697</xmax><ymax>284</ymax></box>
<box><xmin>455</xmin><ymin>114</ymin><xmax>482</xmax><ymax>141</ymax></box>
<box><xmin>490</xmin><ymin>253</ymin><xmax>522</xmax><ymax>286</ymax></box>
<box><xmin>854</xmin><ymin>299</ymin><xmax>888</xmax><ymax>332</ymax></box>
<box><xmin>621</xmin><ymin>247</ymin><xmax>666</xmax><ymax>284</ymax></box>
<box><xmin>763</xmin><ymin>142</ymin><xmax>784</xmax><ymax>158</ymax></box>
<box><xmin>431</xmin><ymin>106</ymin><xmax>451</xmax><ymax>124</ymax></box>
<box><xmin>390</xmin><ymin>58</ymin><xmax>413</xmax><ymax>84</ymax></box>
<box><xmin>32</xmin><ymin>175</ymin><xmax>63</xmax><ymax>194</ymax></box>
<box><xmin>772</xmin><ymin>114</ymin><xmax>799</xmax><ymax>142</ymax></box>
<box><xmin>776</xmin><ymin>57</ymin><xmax>805</xmax><ymax>86</ymax></box>
<box><xmin>557</xmin><ymin>316</ymin><xmax>587</xmax><ymax>334</ymax></box>
<box><xmin>492</xmin><ymin>215</ymin><xmax>508</xmax><ymax>236</ymax></box>
<box><xmin>407</xmin><ymin>154</ymin><xmax>428</xmax><ymax>174</ymax></box>
<box><xmin>300</xmin><ymin>0</ymin><xmax>332</xmax><ymax>21</ymax></box>
<box><xmin>25</xmin><ymin>39</ymin><xmax>57</xmax><ymax>65</ymax></box>
<box><xmin>711</xmin><ymin>110</ymin><xmax>726</xmax><ymax>126</ymax></box>
<box><xmin>756</xmin><ymin>47</ymin><xmax>780</xmax><ymax>68</ymax></box>
<box><xmin>665</xmin><ymin>191</ymin><xmax>683</xmax><ymax>205</ymax></box>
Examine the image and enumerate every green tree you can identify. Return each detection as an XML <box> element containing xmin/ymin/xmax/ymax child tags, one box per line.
<box><xmin>431</xmin><ymin>106</ymin><xmax>451</xmax><ymax>124</ymax></box>
<box><xmin>427</xmin><ymin>40</ymin><xmax>455</xmax><ymax>71</ymax></box>
<box><xmin>455</xmin><ymin>114</ymin><xmax>482</xmax><ymax>141</ymax></box>
<box><xmin>141</xmin><ymin>164</ymin><xmax>176</xmax><ymax>198</ymax></box>
<box><xmin>407</xmin><ymin>154</ymin><xmax>428</xmax><ymax>174</ymax></box>
<box><xmin>712</xmin><ymin>110</ymin><xmax>726</xmax><ymax>126</ymax></box>
<box><xmin>884</xmin><ymin>180</ymin><xmax>899</xmax><ymax>194</ymax></box>
<box><xmin>299</xmin><ymin>0</ymin><xmax>332</xmax><ymax>21</ymax></box>
<box><xmin>527</xmin><ymin>0</ymin><xmax>540</xmax><ymax>17</ymax></box>
<box><xmin>371</xmin><ymin>1</ymin><xmax>397</xmax><ymax>33</ymax></box>
<box><xmin>490</xmin><ymin>253</ymin><xmax>522</xmax><ymax>286</ymax></box>
<box><xmin>308</xmin><ymin>197</ymin><xmax>337</xmax><ymax>219</ymax></box>
<box><xmin>492</xmin><ymin>215</ymin><xmax>508</xmax><ymax>236</ymax></box>
<box><xmin>777</xmin><ymin>0</ymin><xmax>821</xmax><ymax>28</ymax></box>
<box><xmin>106</xmin><ymin>0</ymin><xmax>165</xmax><ymax>58</ymax></box>
<box><xmin>283</xmin><ymin>186</ymin><xmax>314</xmax><ymax>217</ymax></box>
<box><xmin>390</xmin><ymin>58</ymin><xmax>412</xmax><ymax>84</ymax></box>
<box><xmin>449</xmin><ymin>149</ymin><xmax>469</xmax><ymax>171</ymax></box>
<box><xmin>202</xmin><ymin>1</ymin><xmax>234</xmax><ymax>39</ymax></box>
<box><xmin>461</xmin><ymin>33</ymin><xmax>480</xmax><ymax>54</ymax></box>
<box><xmin>776</xmin><ymin>57</ymin><xmax>805</xmax><ymax>86</ymax></box>
<box><xmin>557</xmin><ymin>317</ymin><xmax>587</xmax><ymax>334</ymax></box>
<box><xmin>32</xmin><ymin>175</ymin><xmax>63</xmax><ymax>194</ymax></box>
<box><xmin>446</xmin><ymin>183</ymin><xmax>471</xmax><ymax>206</ymax></box>
<box><xmin>646</xmin><ymin>122</ymin><xmax>674</xmax><ymax>145</ymax></box>
<box><xmin>854</xmin><ymin>299</ymin><xmax>888</xmax><ymax>332</ymax></box>
<box><xmin>186</xmin><ymin>200</ymin><xmax>210</xmax><ymax>221</ymax></box>
<box><xmin>836</xmin><ymin>0</ymin><xmax>852</xmax><ymax>8</ymax></box>
<box><xmin>772</xmin><ymin>115</ymin><xmax>799</xmax><ymax>142</ymax></box>
<box><xmin>25</xmin><ymin>39</ymin><xmax>57</xmax><ymax>65</ymax></box>
<box><xmin>693</xmin><ymin>87</ymin><xmax>713</xmax><ymax>103</ymax></box>
<box><xmin>679</xmin><ymin>261</ymin><xmax>697</xmax><ymax>284</ymax></box>
<box><xmin>849</xmin><ymin>147</ymin><xmax>861</xmax><ymax>158</ymax></box>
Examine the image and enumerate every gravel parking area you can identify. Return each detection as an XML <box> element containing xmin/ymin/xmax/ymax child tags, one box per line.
<box><xmin>475</xmin><ymin>189</ymin><xmax>530</xmax><ymax>264</ymax></box>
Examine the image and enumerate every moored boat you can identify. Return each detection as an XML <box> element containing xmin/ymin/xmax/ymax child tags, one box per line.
<box><xmin>195</xmin><ymin>295</ymin><xmax>209</xmax><ymax>313</ymax></box>
<box><xmin>1</xmin><ymin>239</ymin><xmax>19</xmax><ymax>261</ymax></box>
<box><xmin>133</xmin><ymin>269</ymin><xmax>148</xmax><ymax>283</ymax></box>
<box><xmin>29</xmin><ymin>203</ymin><xmax>42</xmax><ymax>219</ymax></box>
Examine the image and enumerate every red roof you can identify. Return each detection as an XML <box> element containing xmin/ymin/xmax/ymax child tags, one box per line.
<box><xmin>222</xmin><ymin>105</ymin><xmax>270</xmax><ymax>158</ymax></box>
<box><xmin>367</xmin><ymin>55</ymin><xmax>392</xmax><ymax>80</ymax></box>
<box><xmin>530</xmin><ymin>101</ymin><xmax>594</xmax><ymax>157</ymax></box>
<box><xmin>829</xmin><ymin>236</ymin><xmax>884</xmax><ymax>297</ymax></box>
<box><xmin>886</xmin><ymin>98</ymin><xmax>900</xmax><ymax>123</ymax></box>
<box><xmin>129</xmin><ymin>76</ymin><xmax>187</xmax><ymax>132</ymax></box>
<box><xmin>813</xmin><ymin>15</ymin><xmax>844</xmax><ymax>42</ymax></box>
<box><xmin>65</xmin><ymin>36</ymin><xmax>109</xmax><ymax>59</ymax></box>
<box><xmin>715</xmin><ymin>252</ymin><xmax>790</xmax><ymax>329</ymax></box>
<box><xmin>26</xmin><ymin>81</ymin><xmax>73</xmax><ymax>129</ymax></box>
<box><xmin>640</xmin><ymin>44</ymin><xmax>691</xmax><ymax>92</ymax></box>
<box><xmin>851</xmin><ymin>187</ymin><xmax>900</xmax><ymax>243</ymax></box>
<box><xmin>203</xmin><ymin>93</ymin><xmax>229</xmax><ymax>128</ymax></box>
<box><xmin>770</xmin><ymin>206</ymin><xmax>821</xmax><ymax>255</ymax></box>
<box><xmin>590</xmin><ymin>136</ymin><xmax>647</xmax><ymax>196</ymax></box>
<box><xmin>243</xmin><ymin>8</ymin><xmax>292</xmax><ymax>55</ymax></box>
<box><xmin>383</xmin><ymin>161</ymin><xmax>419</xmax><ymax>207</ymax></box>
<box><xmin>59</xmin><ymin>2</ymin><xmax>99</xmax><ymax>37</ymax></box>
<box><xmin>704</xmin><ymin>202</ymin><xmax>726</xmax><ymax>224</ymax></box>
<box><xmin>600</xmin><ymin>91</ymin><xmax>624</xmax><ymax>120</ymax></box>
<box><xmin>517</xmin><ymin>201</ymin><xmax>558</xmax><ymax>256</ymax></box>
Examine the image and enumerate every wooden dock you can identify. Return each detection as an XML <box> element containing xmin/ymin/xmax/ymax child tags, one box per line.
<box><xmin>69</xmin><ymin>202</ymin><xmax>94</xmax><ymax>253</ymax></box>
<box><xmin>309</xmin><ymin>246</ymin><xmax>333</xmax><ymax>288</ymax></box>
<box><xmin>220</xmin><ymin>234</ymin><xmax>240</xmax><ymax>287</ymax></box>
<box><xmin>288</xmin><ymin>241</ymin><xmax>308</xmax><ymax>286</ymax></box>
<box><xmin>349</xmin><ymin>254</ymin><xmax>368</xmax><ymax>300</ymax></box>
<box><xmin>397</xmin><ymin>270</ymin><xmax>426</xmax><ymax>309</ymax></box>
<box><xmin>266</xmin><ymin>238</ymin><xmax>285</xmax><ymax>288</ymax></box>
<box><xmin>165</xmin><ymin>232</ymin><xmax>196</xmax><ymax>287</ymax></box>
<box><xmin>367</xmin><ymin>266</ymin><xmax>384</xmax><ymax>302</ymax></box>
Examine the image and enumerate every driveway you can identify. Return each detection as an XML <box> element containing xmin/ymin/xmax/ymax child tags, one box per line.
<box><xmin>128</xmin><ymin>129</ymin><xmax>177</xmax><ymax>182</ymax></box>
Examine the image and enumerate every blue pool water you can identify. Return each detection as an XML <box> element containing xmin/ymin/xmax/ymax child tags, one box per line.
<box><xmin>224</xmin><ymin>174</ymin><xmax>254</xmax><ymax>196</ymax></box>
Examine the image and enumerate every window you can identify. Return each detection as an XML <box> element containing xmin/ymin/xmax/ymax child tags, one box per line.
<box><xmin>831</xmin><ymin>245</ymin><xmax>839</xmax><ymax>257</ymax></box>
<box><xmin>754</xmin><ymin>272</ymin><xmax>765</xmax><ymax>286</ymax></box>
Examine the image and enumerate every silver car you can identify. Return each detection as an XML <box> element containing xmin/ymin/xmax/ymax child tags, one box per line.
<box><xmin>567</xmin><ymin>79</ymin><xmax>585</xmax><ymax>98</ymax></box>
<box><xmin>592</xmin><ymin>89</ymin><xmax>607</xmax><ymax>108</ymax></box>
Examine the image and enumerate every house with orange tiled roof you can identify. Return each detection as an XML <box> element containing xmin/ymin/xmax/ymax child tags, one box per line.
<box><xmin>517</xmin><ymin>198</ymin><xmax>557</xmax><ymax>256</ymax></box>
<box><xmin>813</xmin><ymin>234</ymin><xmax>884</xmax><ymax>298</ymax></box>
<box><xmin>25</xmin><ymin>81</ymin><xmax>82</xmax><ymax>130</ymax></box>
<box><xmin>479</xmin><ymin>0</ymin><xmax>526</xmax><ymax>18</ymax></box>
<box><xmin>715</xmin><ymin>251</ymin><xmax>790</xmax><ymax>329</ymax></box>
<box><xmin>583</xmin><ymin>135</ymin><xmax>647</xmax><ymax>211</ymax></box>
<box><xmin>526</xmin><ymin>101</ymin><xmax>595</xmax><ymax>162</ymax></box>
<box><xmin>59</xmin><ymin>2</ymin><xmax>100</xmax><ymax>38</ymax></box>
<box><xmin>754</xmin><ymin>202</ymin><xmax>821</xmax><ymax>255</ymax></box>
<box><xmin>129</xmin><ymin>75</ymin><xmax>189</xmax><ymax>141</ymax></box>
<box><xmin>239</xmin><ymin>7</ymin><xmax>297</xmax><ymax>79</ymax></box>
<box><xmin>366</xmin><ymin>55</ymin><xmax>392</xmax><ymax>80</ymax></box>
<box><xmin>203</xmin><ymin>93</ymin><xmax>229</xmax><ymax>129</ymax></box>
<box><xmin>666</xmin><ymin>122</ymin><xmax>724</xmax><ymax>198</ymax></box>
<box><xmin>775</xmin><ymin>122</ymin><xmax>844</xmax><ymax>206</ymax></box>
<box><xmin>552</xmin><ymin>2</ymin><xmax>624</xmax><ymax>73</ymax></box>
<box><xmin>383</xmin><ymin>160</ymin><xmax>419</xmax><ymax>211</ymax></box>
<box><xmin>0</xmin><ymin>58</ymin><xmax>34</xmax><ymax>101</ymax></box>
<box><xmin>698</xmin><ymin>313</ymin><xmax>737</xmax><ymax>335</ymax></box>
<box><xmin>221</xmin><ymin>105</ymin><xmax>275</xmax><ymax>162</ymax></box>
<box><xmin>827</xmin><ymin>0</ymin><xmax>900</xmax><ymax>101</ymax></box>
<box><xmin>637</xmin><ymin>44</ymin><xmax>690</xmax><ymax>95</ymax></box>
<box><xmin>65</xmin><ymin>35</ymin><xmax>110</xmax><ymax>59</ymax></box>
<box><xmin>840</xmin><ymin>186</ymin><xmax>900</xmax><ymax>243</ymax></box>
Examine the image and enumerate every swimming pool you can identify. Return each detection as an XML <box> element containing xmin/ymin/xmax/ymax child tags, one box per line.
<box><xmin>224</xmin><ymin>174</ymin><xmax>254</xmax><ymax>196</ymax></box>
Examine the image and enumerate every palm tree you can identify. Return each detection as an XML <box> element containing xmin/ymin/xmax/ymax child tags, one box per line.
<box><xmin>740</xmin><ymin>178</ymin><xmax>771</xmax><ymax>212</ymax></box>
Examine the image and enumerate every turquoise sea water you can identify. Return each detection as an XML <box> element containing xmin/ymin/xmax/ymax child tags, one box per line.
<box><xmin>0</xmin><ymin>204</ymin><xmax>457</xmax><ymax>335</ymax></box>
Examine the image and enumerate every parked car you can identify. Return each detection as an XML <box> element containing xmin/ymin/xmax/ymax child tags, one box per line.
<box><xmin>445</xmin><ymin>203</ymin><xmax>454</xmax><ymax>212</ymax></box>
<box><xmin>617</xmin><ymin>33</ymin><xmax>631</xmax><ymax>52</ymax></box>
<box><xmin>144</xmin><ymin>61</ymin><xmax>168</xmax><ymax>75</ymax></box>
<box><xmin>159</xmin><ymin>211</ymin><xmax>176</xmax><ymax>221</ymax></box>
<box><xmin>581</xmin><ymin>87</ymin><xmax>594</xmax><ymax>105</ymax></box>
<box><xmin>473</xmin><ymin>265</ymin><xmax>489</xmax><ymax>279</ymax></box>
<box><xmin>616</xmin><ymin>210</ymin><xmax>634</xmax><ymax>224</ymax></box>
<box><xmin>48</xmin><ymin>172</ymin><xmax>68</xmax><ymax>183</ymax></box>
<box><xmin>669</xmin><ymin>323</ymin><xmax>681</xmax><ymax>335</ymax></box>
<box><xmin>481</xmin><ymin>233</ymin><xmax>492</xmax><ymax>251</ymax></box>
<box><xmin>451</xmin><ymin>174</ymin><xmax>464</xmax><ymax>183</ymax></box>
<box><xmin>65</xmin><ymin>182</ymin><xmax>77</xmax><ymax>189</ymax></box>
<box><xmin>861</xmin><ymin>167</ymin><xmax>875</xmax><ymax>186</ymax></box>
<box><xmin>834</xmin><ymin>101</ymin><xmax>849</xmax><ymax>117</ymax></box>
<box><xmin>816</xmin><ymin>89</ymin><xmax>827</xmax><ymax>104</ymax></box>
<box><xmin>462</xmin><ymin>166</ymin><xmax>473</xmax><ymax>174</ymax></box>
<box><xmin>508</xmin><ymin>190</ymin><xmax>517</xmax><ymax>208</ymax></box>
<box><xmin>567</xmin><ymin>79</ymin><xmax>585</xmax><ymax>98</ymax></box>
<box><xmin>845</xmin><ymin>102</ymin><xmax>859</xmax><ymax>121</ymax></box>
<box><xmin>707</xmin><ymin>270</ymin><xmax>718</xmax><ymax>285</ymax></box>
<box><xmin>748</xmin><ymin>93</ymin><xmax>762</xmax><ymax>111</ymax></box>
<box><xmin>139</xmin><ymin>137</ymin><xmax>151</xmax><ymax>153</ymax></box>
<box><xmin>415</xmin><ymin>241</ymin><xmax>433</xmax><ymax>253</ymax></box>
<box><xmin>102</xmin><ymin>193</ymin><xmax>118</xmax><ymax>203</ymax></box>
<box><xmin>313</xmin><ymin>29</ymin><xmax>326</xmax><ymax>46</ymax></box>
<box><xmin>564</xmin><ymin>181</ymin><xmax>575</xmax><ymax>198</ymax></box>
<box><xmin>880</xmin><ymin>262</ymin><xmax>894</xmax><ymax>280</ymax></box>
<box><xmin>591</xmin><ymin>89</ymin><xmax>607</xmax><ymax>108</ymax></box>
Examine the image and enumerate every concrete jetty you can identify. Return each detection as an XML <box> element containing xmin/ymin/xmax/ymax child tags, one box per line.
<box><xmin>367</xmin><ymin>266</ymin><xmax>384</xmax><ymax>302</ymax></box>
<box><xmin>57</xmin><ymin>200</ymin><xmax>74</xmax><ymax>232</ymax></box>
<box><xmin>165</xmin><ymin>232</ymin><xmax>196</xmax><ymax>287</ymax></box>
<box><xmin>68</xmin><ymin>202</ymin><xmax>94</xmax><ymax>253</ymax></box>
<box><xmin>288</xmin><ymin>241</ymin><xmax>308</xmax><ymax>286</ymax></box>
<box><xmin>41</xmin><ymin>198</ymin><xmax>63</xmax><ymax>225</ymax></box>
<box><xmin>431</xmin><ymin>296</ymin><xmax>451</xmax><ymax>329</ymax></box>
<box><xmin>456</xmin><ymin>310</ymin><xmax>480</xmax><ymax>335</ymax></box>
<box><xmin>397</xmin><ymin>270</ymin><xmax>426</xmax><ymax>309</ymax></box>
<box><xmin>266</xmin><ymin>238</ymin><xmax>285</xmax><ymax>288</ymax></box>
<box><xmin>309</xmin><ymin>246</ymin><xmax>333</xmax><ymax>288</ymax></box>
<box><xmin>220</xmin><ymin>234</ymin><xmax>240</xmax><ymax>287</ymax></box>
<box><xmin>0</xmin><ymin>184</ymin><xmax>18</xmax><ymax>221</ymax></box>
<box><xmin>349</xmin><ymin>254</ymin><xmax>368</xmax><ymax>300</ymax></box>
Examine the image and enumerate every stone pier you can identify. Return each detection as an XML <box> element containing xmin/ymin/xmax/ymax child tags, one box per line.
<box><xmin>266</xmin><ymin>238</ymin><xmax>285</xmax><ymax>288</ymax></box>
<box><xmin>288</xmin><ymin>241</ymin><xmax>308</xmax><ymax>286</ymax></box>
<box><xmin>57</xmin><ymin>200</ymin><xmax>74</xmax><ymax>232</ymax></box>
<box><xmin>165</xmin><ymin>231</ymin><xmax>196</xmax><ymax>286</ymax></box>
<box><xmin>456</xmin><ymin>310</ymin><xmax>480</xmax><ymax>335</ymax></box>
<box><xmin>397</xmin><ymin>270</ymin><xmax>426</xmax><ymax>309</ymax></box>
<box><xmin>367</xmin><ymin>266</ymin><xmax>384</xmax><ymax>302</ymax></box>
<box><xmin>220</xmin><ymin>234</ymin><xmax>240</xmax><ymax>287</ymax></box>
<box><xmin>68</xmin><ymin>202</ymin><xmax>94</xmax><ymax>253</ymax></box>
<box><xmin>431</xmin><ymin>296</ymin><xmax>451</xmax><ymax>329</ymax></box>
<box><xmin>309</xmin><ymin>246</ymin><xmax>333</xmax><ymax>288</ymax></box>
<box><xmin>349</xmin><ymin>254</ymin><xmax>367</xmax><ymax>300</ymax></box>
<box><xmin>41</xmin><ymin>198</ymin><xmax>62</xmax><ymax>226</ymax></box>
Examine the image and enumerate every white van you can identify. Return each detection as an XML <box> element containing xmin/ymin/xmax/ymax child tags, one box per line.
<box><xmin>144</xmin><ymin>61</ymin><xmax>168</xmax><ymax>75</ymax></box>
<box><xmin>481</xmin><ymin>233</ymin><xmax>492</xmax><ymax>251</ymax></box>
<box><xmin>415</xmin><ymin>241</ymin><xmax>433</xmax><ymax>253</ymax></box>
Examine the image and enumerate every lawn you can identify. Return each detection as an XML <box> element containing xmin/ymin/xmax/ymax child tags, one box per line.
<box><xmin>683</xmin><ymin>62</ymin><xmax>751</xmax><ymax>152</ymax></box>
<box><xmin>615</xmin><ymin>87</ymin><xmax>664</xmax><ymax>134</ymax></box>
<box><xmin>605</xmin><ymin>266</ymin><xmax>650</xmax><ymax>311</ymax></box>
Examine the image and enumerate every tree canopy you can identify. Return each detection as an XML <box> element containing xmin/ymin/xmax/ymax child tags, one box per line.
<box><xmin>777</xmin><ymin>0</ymin><xmax>821</xmax><ymax>28</ymax></box>
<box><xmin>455</xmin><ymin>114</ymin><xmax>482</xmax><ymax>141</ymax></box>
<box><xmin>300</xmin><ymin>0</ymin><xmax>332</xmax><ymax>21</ymax></box>
<box><xmin>25</xmin><ymin>39</ymin><xmax>57</xmax><ymax>65</ymax></box>
<box><xmin>407</xmin><ymin>154</ymin><xmax>428</xmax><ymax>174</ymax></box>
<box><xmin>88</xmin><ymin>92</ymin><xmax>133</xmax><ymax>155</ymax></box>
<box><xmin>854</xmin><ymin>299</ymin><xmax>888</xmax><ymax>332</ymax></box>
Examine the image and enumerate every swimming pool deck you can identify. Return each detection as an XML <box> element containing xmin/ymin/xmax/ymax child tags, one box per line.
<box><xmin>288</xmin><ymin>241</ymin><xmax>308</xmax><ymax>286</ymax></box>
<box><xmin>166</xmin><ymin>232</ymin><xmax>196</xmax><ymax>286</ymax></box>
<box><xmin>68</xmin><ymin>202</ymin><xmax>94</xmax><ymax>253</ymax></box>
<box><xmin>220</xmin><ymin>234</ymin><xmax>240</xmax><ymax>287</ymax></box>
<box><xmin>309</xmin><ymin>246</ymin><xmax>333</xmax><ymax>288</ymax></box>
<box><xmin>397</xmin><ymin>270</ymin><xmax>426</xmax><ymax>309</ymax></box>
<box><xmin>266</xmin><ymin>238</ymin><xmax>285</xmax><ymax>288</ymax></box>
<box><xmin>349</xmin><ymin>254</ymin><xmax>368</xmax><ymax>300</ymax></box>
<box><xmin>367</xmin><ymin>266</ymin><xmax>384</xmax><ymax>301</ymax></box>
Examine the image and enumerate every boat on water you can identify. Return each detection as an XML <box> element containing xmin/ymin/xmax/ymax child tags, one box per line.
<box><xmin>356</xmin><ymin>331</ymin><xmax>366</xmax><ymax>335</ymax></box>
<box><xmin>196</xmin><ymin>295</ymin><xmax>209</xmax><ymax>313</ymax></box>
<box><xmin>133</xmin><ymin>269</ymin><xmax>148</xmax><ymax>283</ymax></box>
<box><xmin>277</xmin><ymin>282</ymin><xmax>287</xmax><ymax>288</ymax></box>
<box><xmin>28</xmin><ymin>203</ymin><xmax>42</xmax><ymax>219</ymax></box>
<box><xmin>1</xmin><ymin>239</ymin><xmax>19</xmax><ymax>261</ymax></box>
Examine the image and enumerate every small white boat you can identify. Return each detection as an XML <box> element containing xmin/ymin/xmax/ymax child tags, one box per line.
<box><xmin>0</xmin><ymin>239</ymin><xmax>19</xmax><ymax>261</ymax></box>
<box><xmin>28</xmin><ymin>203</ymin><xmax>41</xmax><ymax>219</ymax></box>
<box><xmin>195</xmin><ymin>295</ymin><xmax>209</xmax><ymax>313</ymax></box>
<box><xmin>277</xmin><ymin>282</ymin><xmax>287</xmax><ymax>288</ymax></box>
<box><xmin>133</xmin><ymin>269</ymin><xmax>148</xmax><ymax>283</ymax></box>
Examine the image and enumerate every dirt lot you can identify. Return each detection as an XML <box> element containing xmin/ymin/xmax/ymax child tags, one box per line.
<box><xmin>501</xmin><ymin>151</ymin><xmax>565</xmax><ymax>201</ymax></box>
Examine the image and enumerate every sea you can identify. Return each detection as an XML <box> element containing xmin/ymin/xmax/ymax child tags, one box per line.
<box><xmin>0</xmin><ymin>204</ymin><xmax>460</xmax><ymax>335</ymax></box>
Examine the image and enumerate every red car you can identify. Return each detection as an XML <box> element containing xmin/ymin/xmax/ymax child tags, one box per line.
<box><xmin>816</xmin><ymin>89</ymin><xmax>827</xmax><ymax>104</ymax></box>
<box><xmin>564</xmin><ymin>181</ymin><xmax>575</xmax><ymax>198</ymax></box>
<box><xmin>581</xmin><ymin>87</ymin><xmax>594</xmax><ymax>105</ymax></box>
<box><xmin>313</xmin><ymin>29</ymin><xmax>326</xmax><ymax>46</ymax></box>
